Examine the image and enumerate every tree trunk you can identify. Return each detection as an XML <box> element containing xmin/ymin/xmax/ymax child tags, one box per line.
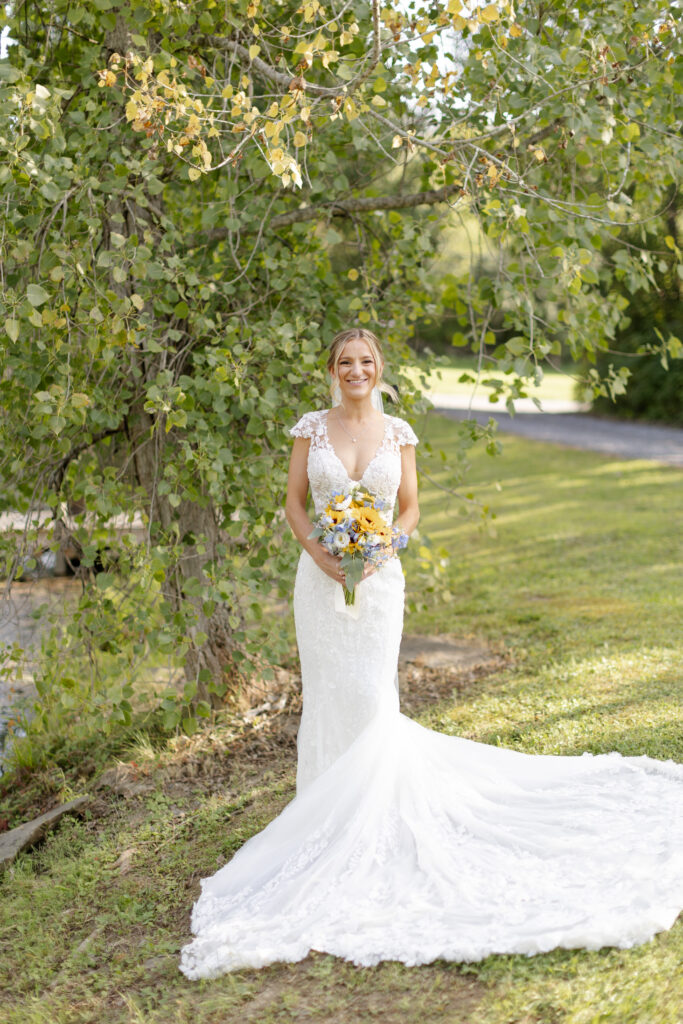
<box><xmin>130</xmin><ymin>407</ymin><xmax>245</xmax><ymax>708</ymax></box>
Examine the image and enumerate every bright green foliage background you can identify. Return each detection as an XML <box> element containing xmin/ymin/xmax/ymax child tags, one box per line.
<box><xmin>0</xmin><ymin>0</ymin><xmax>681</xmax><ymax>742</ymax></box>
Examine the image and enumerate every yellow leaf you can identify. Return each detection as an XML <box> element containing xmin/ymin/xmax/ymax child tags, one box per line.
<box><xmin>267</xmin><ymin>102</ymin><xmax>279</xmax><ymax>117</ymax></box>
<box><xmin>249</xmin><ymin>44</ymin><xmax>261</xmax><ymax>59</ymax></box>
<box><xmin>252</xmin><ymin>23</ymin><xmax>260</xmax><ymax>36</ymax></box>
<box><xmin>264</xmin><ymin>121</ymin><xmax>279</xmax><ymax>139</ymax></box>
<box><xmin>125</xmin><ymin>99</ymin><xmax>139</xmax><ymax>122</ymax></box>
<box><xmin>452</xmin><ymin>15</ymin><xmax>466</xmax><ymax>29</ymax></box>
<box><xmin>293</xmin><ymin>131</ymin><xmax>307</xmax><ymax>147</ymax></box>
<box><xmin>392</xmin><ymin>135</ymin><xmax>403</xmax><ymax>148</ymax></box>
<box><xmin>222</xmin><ymin>84</ymin><xmax>234</xmax><ymax>99</ymax></box>
<box><xmin>347</xmin><ymin>269</ymin><xmax>359</xmax><ymax>280</ymax></box>
<box><xmin>344</xmin><ymin>97</ymin><xmax>358</xmax><ymax>121</ymax></box>
<box><xmin>664</xmin><ymin>235</ymin><xmax>676</xmax><ymax>250</ymax></box>
<box><xmin>447</xmin><ymin>0</ymin><xmax>462</xmax><ymax>12</ymax></box>
<box><xmin>188</xmin><ymin>167</ymin><xmax>202</xmax><ymax>181</ymax></box>
<box><xmin>300</xmin><ymin>106</ymin><xmax>311</xmax><ymax>121</ymax></box>
<box><xmin>533</xmin><ymin>147</ymin><xmax>546</xmax><ymax>161</ymax></box>
<box><xmin>509</xmin><ymin>23</ymin><xmax>523</xmax><ymax>37</ymax></box>
<box><xmin>480</xmin><ymin>4</ymin><xmax>499</xmax><ymax>23</ymax></box>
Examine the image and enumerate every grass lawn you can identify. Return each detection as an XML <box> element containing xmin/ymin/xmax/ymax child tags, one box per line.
<box><xmin>1</xmin><ymin>413</ymin><xmax>681</xmax><ymax>1024</ymax></box>
<box><xmin>405</xmin><ymin>356</ymin><xmax>582</xmax><ymax>403</ymax></box>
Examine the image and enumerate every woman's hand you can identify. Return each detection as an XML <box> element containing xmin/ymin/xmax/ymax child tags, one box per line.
<box><xmin>360</xmin><ymin>563</ymin><xmax>377</xmax><ymax>582</ymax></box>
<box><xmin>312</xmin><ymin>546</ymin><xmax>346</xmax><ymax>585</ymax></box>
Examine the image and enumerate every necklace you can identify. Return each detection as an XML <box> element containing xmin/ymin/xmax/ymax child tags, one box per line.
<box><xmin>335</xmin><ymin>407</ymin><xmax>370</xmax><ymax>444</ymax></box>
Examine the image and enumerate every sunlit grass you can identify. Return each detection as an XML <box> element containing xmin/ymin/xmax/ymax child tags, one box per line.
<box><xmin>405</xmin><ymin>356</ymin><xmax>581</xmax><ymax>402</ymax></box>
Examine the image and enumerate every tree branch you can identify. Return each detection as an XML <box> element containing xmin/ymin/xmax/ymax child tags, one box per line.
<box><xmin>47</xmin><ymin>427</ymin><xmax>122</xmax><ymax>492</ymax></box>
<box><xmin>187</xmin><ymin>182</ymin><xmax>465</xmax><ymax>247</ymax></box>
<box><xmin>204</xmin><ymin>0</ymin><xmax>382</xmax><ymax>99</ymax></box>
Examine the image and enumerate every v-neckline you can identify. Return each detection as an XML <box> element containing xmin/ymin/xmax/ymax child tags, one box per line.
<box><xmin>324</xmin><ymin>409</ymin><xmax>387</xmax><ymax>484</ymax></box>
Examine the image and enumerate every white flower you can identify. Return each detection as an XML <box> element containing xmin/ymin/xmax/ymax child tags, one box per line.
<box><xmin>330</xmin><ymin>495</ymin><xmax>352</xmax><ymax>511</ymax></box>
<box><xmin>335</xmin><ymin>532</ymin><xmax>350</xmax><ymax>549</ymax></box>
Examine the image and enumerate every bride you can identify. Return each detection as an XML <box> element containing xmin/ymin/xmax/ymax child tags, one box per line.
<box><xmin>179</xmin><ymin>328</ymin><xmax>683</xmax><ymax>979</ymax></box>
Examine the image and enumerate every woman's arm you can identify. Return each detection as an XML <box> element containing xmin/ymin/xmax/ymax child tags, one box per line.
<box><xmin>285</xmin><ymin>437</ymin><xmax>345</xmax><ymax>583</ymax></box>
<box><xmin>395</xmin><ymin>444</ymin><xmax>420</xmax><ymax>537</ymax></box>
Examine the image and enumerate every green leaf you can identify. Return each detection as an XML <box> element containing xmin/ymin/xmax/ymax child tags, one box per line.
<box><xmin>95</xmin><ymin>572</ymin><xmax>116</xmax><ymax>590</ymax></box>
<box><xmin>5</xmin><ymin>319</ymin><xmax>19</xmax><ymax>342</ymax></box>
<box><xmin>27</xmin><ymin>284</ymin><xmax>49</xmax><ymax>307</ymax></box>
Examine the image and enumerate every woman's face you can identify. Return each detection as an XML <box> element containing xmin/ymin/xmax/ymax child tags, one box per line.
<box><xmin>332</xmin><ymin>338</ymin><xmax>381</xmax><ymax>403</ymax></box>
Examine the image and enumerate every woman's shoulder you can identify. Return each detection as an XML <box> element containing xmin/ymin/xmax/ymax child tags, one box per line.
<box><xmin>384</xmin><ymin>413</ymin><xmax>419</xmax><ymax>447</ymax></box>
<box><xmin>289</xmin><ymin>409</ymin><xmax>328</xmax><ymax>439</ymax></box>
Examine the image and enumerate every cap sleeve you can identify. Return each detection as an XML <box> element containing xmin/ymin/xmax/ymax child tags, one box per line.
<box><xmin>289</xmin><ymin>410</ymin><xmax>325</xmax><ymax>440</ymax></box>
<box><xmin>392</xmin><ymin>416</ymin><xmax>419</xmax><ymax>447</ymax></box>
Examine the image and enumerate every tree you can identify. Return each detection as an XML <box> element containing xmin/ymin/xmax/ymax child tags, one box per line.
<box><xmin>0</xmin><ymin>0</ymin><xmax>681</xmax><ymax>735</ymax></box>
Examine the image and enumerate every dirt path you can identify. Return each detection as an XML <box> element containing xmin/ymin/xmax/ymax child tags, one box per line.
<box><xmin>436</xmin><ymin>406</ymin><xmax>683</xmax><ymax>467</ymax></box>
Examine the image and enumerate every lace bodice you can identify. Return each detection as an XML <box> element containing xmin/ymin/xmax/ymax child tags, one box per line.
<box><xmin>290</xmin><ymin>410</ymin><xmax>418</xmax><ymax>517</ymax></box>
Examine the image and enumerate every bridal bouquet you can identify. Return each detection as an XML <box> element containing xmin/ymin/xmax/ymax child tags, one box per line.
<box><xmin>309</xmin><ymin>486</ymin><xmax>409</xmax><ymax>608</ymax></box>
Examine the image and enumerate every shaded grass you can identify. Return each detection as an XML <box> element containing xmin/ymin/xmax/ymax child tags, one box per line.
<box><xmin>1</xmin><ymin>414</ymin><xmax>681</xmax><ymax>1023</ymax></box>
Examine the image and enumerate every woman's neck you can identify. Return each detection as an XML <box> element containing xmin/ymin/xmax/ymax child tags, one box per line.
<box><xmin>337</xmin><ymin>397</ymin><xmax>379</xmax><ymax>423</ymax></box>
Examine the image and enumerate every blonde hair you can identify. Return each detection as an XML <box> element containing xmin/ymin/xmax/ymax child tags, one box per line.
<box><xmin>327</xmin><ymin>328</ymin><xmax>398</xmax><ymax>403</ymax></box>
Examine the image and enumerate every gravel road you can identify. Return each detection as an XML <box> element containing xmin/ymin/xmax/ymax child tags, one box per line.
<box><xmin>435</xmin><ymin>407</ymin><xmax>683</xmax><ymax>467</ymax></box>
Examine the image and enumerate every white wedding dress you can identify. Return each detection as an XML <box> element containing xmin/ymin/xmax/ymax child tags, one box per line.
<box><xmin>179</xmin><ymin>410</ymin><xmax>683</xmax><ymax>979</ymax></box>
